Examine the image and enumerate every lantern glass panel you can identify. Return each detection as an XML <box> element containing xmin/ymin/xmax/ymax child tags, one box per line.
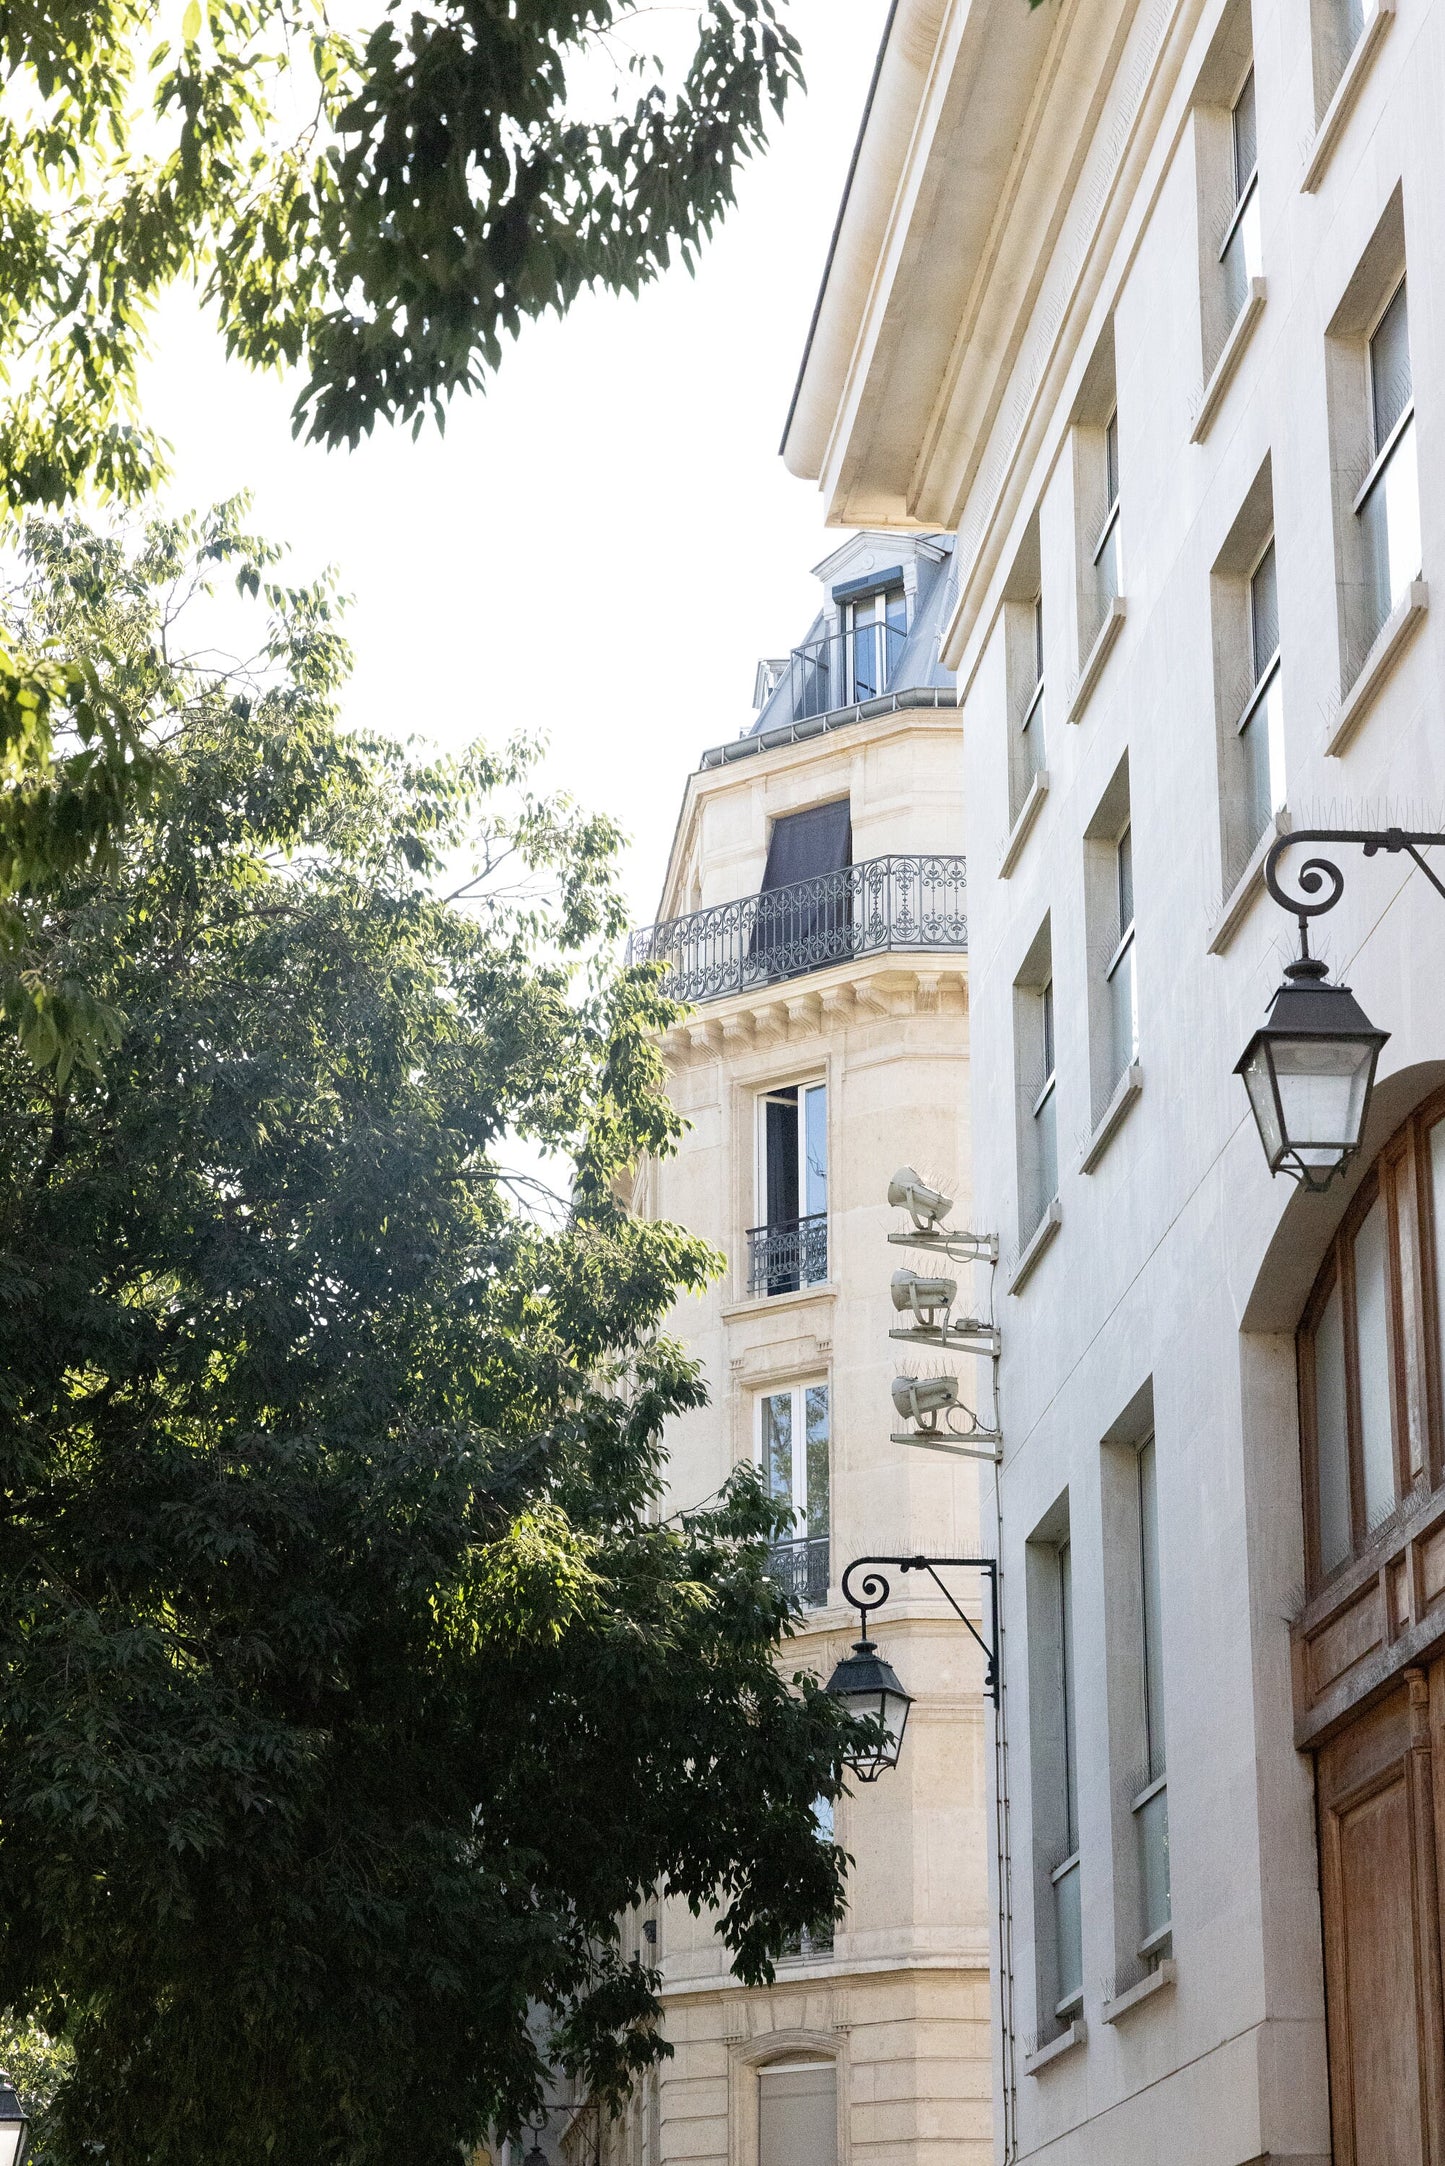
<box><xmin>1270</xmin><ymin>1034</ymin><xmax>1377</xmax><ymax>1163</ymax></box>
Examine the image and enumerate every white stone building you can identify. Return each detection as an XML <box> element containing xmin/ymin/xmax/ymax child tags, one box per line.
<box><xmin>587</xmin><ymin>531</ymin><xmax>997</xmax><ymax>2166</ymax></box>
<box><xmin>785</xmin><ymin>0</ymin><xmax>1445</xmax><ymax>2162</ymax></box>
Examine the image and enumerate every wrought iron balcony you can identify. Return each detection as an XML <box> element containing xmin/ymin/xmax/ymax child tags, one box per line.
<box><xmin>747</xmin><ymin>1213</ymin><xmax>828</xmax><ymax>1297</ymax></box>
<box><xmin>789</xmin><ymin>620</ymin><xmax>907</xmax><ymax>720</ymax></box>
<box><xmin>765</xmin><ymin>1534</ymin><xmax>830</xmax><ymax>1610</ymax></box>
<box><xmin>626</xmin><ymin>853</ymin><xmax>967</xmax><ymax>1007</ymax></box>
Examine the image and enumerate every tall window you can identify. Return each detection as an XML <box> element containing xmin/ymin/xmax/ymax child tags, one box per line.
<box><xmin>1220</xmin><ymin>68</ymin><xmax>1262</xmax><ymax>324</ymax></box>
<box><xmin>1105</xmin><ymin>821</ymin><xmax>1137</xmax><ymax>1088</ymax></box>
<box><xmin>1093</xmin><ymin>412</ymin><xmax>1122</xmax><ymax>620</ymax></box>
<box><xmin>1239</xmin><ymin>536</ymin><xmax>1284</xmax><ymax>854</ymax></box>
<box><xmin>1051</xmin><ymin>1540</ymin><xmax>1083</xmax><ymax>2019</ymax></box>
<box><xmin>1357</xmin><ymin>277</ymin><xmax>1420</xmax><ymax>649</ymax></box>
<box><xmin>758</xmin><ymin>1383</ymin><xmax>830</xmax><ymax>1607</ymax></box>
<box><xmin>751</xmin><ymin>1083</ymin><xmax>827</xmax><ymax>1295</ymax></box>
<box><xmin>846</xmin><ymin>584</ymin><xmax>907</xmax><ymax>702</ymax></box>
<box><xmin>1032</xmin><ymin>979</ymin><xmax>1058</xmax><ymax>1231</ymax></box>
<box><xmin>1133</xmin><ymin>1436</ymin><xmax>1171</xmax><ymax>1961</ymax></box>
<box><xmin>758</xmin><ymin>2058</ymin><xmax>837</xmax><ymax>2166</ymax></box>
<box><xmin>752</xmin><ymin>800</ymin><xmax>853</xmax><ymax>982</ymax></box>
<box><xmin>1316</xmin><ymin>0</ymin><xmax>1366</xmax><ymax>112</ymax></box>
<box><xmin>1020</xmin><ymin>593</ymin><xmax>1046</xmax><ymax>792</ymax></box>
<box><xmin>1299</xmin><ymin>1092</ymin><xmax>1445</xmax><ymax>1587</ymax></box>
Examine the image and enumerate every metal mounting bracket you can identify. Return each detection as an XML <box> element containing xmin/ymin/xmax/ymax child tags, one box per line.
<box><xmin>839</xmin><ymin>1553</ymin><xmax>1000</xmax><ymax>1704</ymax></box>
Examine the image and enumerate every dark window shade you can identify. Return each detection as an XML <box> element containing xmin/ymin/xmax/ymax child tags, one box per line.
<box><xmin>765</xmin><ymin>1092</ymin><xmax>799</xmax><ymax>1226</ymax></box>
<box><xmin>761</xmin><ymin>801</ymin><xmax>852</xmax><ymax>893</ymax></box>
<box><xmin>758</xmin><ymin>2061</ymin><xmax>836</xmax><ymax>2166</ymax></box>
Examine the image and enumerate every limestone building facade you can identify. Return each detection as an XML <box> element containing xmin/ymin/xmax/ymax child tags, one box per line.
<box><xmin>591</xmin><ymin>530</ymin><xmax>996</xmax><ymax>2166</ymax></box>
<box><xmin>785</xmin><ymin>0</ymin><xmax>1445</xmax><ymax>2162</ymax></box>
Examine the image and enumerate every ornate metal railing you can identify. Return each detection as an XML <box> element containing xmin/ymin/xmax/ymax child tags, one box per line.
<box><xmin>626</xmin><ymin>853</ymin><xmax>967</xmax><ymax>1006</ymax></box>
<box><xmin>747</xmin><ymin>1213</ymin><xmax>828</xmax><ymax>1296</ymax></box>
<box><xmin>789</xmin><ymin>620</ymin><xmax>907</xmax><ymax>720</ymax></box>
<box><xmin>765</xmin><ymin>1534</ymin><xmax>830</xmax><ymax>1610</ymax></box>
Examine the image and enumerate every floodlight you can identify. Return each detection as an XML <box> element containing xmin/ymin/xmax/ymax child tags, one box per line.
<box><xmin>890</xmin><ymin>1374</ymin><xmax>961</xmax><ymax>1428</ymax></box>
<box><xmin>887</xmin><ymin>1166</ymin><xmax>954</xmax><ymax>1233</ymax></box>
<box><xmin>890</xmin><ymin>1269</ymin><xmax>957</xmax><ymax>1327</ymax></box>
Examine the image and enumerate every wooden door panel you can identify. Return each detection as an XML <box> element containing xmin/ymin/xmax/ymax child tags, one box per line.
<box><xmin>1332</xmin><ymin>1773</ymin><xmax>1425</xmax><ymax>2166</ymax></box>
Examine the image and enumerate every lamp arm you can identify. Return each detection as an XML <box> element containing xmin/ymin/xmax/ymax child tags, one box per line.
<box><xmin>838</xmin><ymin>1552</ymin><xmax>999</xmax><ymax>1704</ymax></box>
<box><xmin>1266</xmin><ymin>827</ymin><xmax>1445</xmax><ymax>953</ymax></box>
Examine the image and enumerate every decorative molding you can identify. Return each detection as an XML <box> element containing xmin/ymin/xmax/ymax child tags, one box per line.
<box><xmin>1208</xmin><ymin>809</ymin><xmax>1292</xmax><ymax>957</ymax></box>
<box><xmin>1301</xmin><ymin>1</ymin><xmax>1395</xmax><ymax>193</ymax></box>
<box><xmin>1102</xmin><ymin>1960</ymin><xmax>1176</xmax><ymax>2023</ymax></box>
<box><xmin>720</xmin><ymin>1282</ymin><xmax>838</xmax><ymax>1328</ymax></box>
<box><xmin>1007</xmin><ymin>1198</ymin><xmax>1063</xmax><ymax>1295</ymax></box>
<box><xmin>999</xmin><ymin>772</ymin><xmax>1050</xmax><ymax>878</ymax></box>
<box><xmin>1066</xmin><ymin>598</ymin><xmax>1127</xmax><ymax>724</ymax></box>
<box><xmin>663</xmin><ymin>961</ymin><xmax>968</xmax><ymax>1067</ymax></box>
<box><xmin>1022</xmin><ymin>2018</ymin><xmax>1086</xmax><ymax>2074</ymax></box>
<box><xmin>1078</xmin><ymin>1063</ymin><xmax>1143</xmax><ymax>1173</ymax></box>
<box><xmin>1190</xmin><ymin>279</ymin><xmax>1266</xmax><ymax>444</ymax></box>
<box><xmin>1325</xmin><ymin>581</ymin><xmax>1428</xmax><ymax>757</ymax></box>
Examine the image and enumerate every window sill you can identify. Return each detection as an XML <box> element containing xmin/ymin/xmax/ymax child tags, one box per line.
<box><xmin>1103</xmin><ymin>1959</ymin><xmax>1176</xmax><ymax>2024</ymax></box>
<box><xmin>999</xmin><ymin>772</ymin><xmax>1050</xmax><ymax>878</ymax></box>
<box><xmin>1207</xmin><ymin>808</ymin><xmax>1292</xmax><ymax>956</ymax></box>
<box><xmin>1326</xmin><ymin>578</ymin><xmax>1428</xmax><ymax>757</ymax></box>
<box><xmin>721</xmin><ymin>1281</ymin><xmax>837</xmax><ymax>1323</ymax></box>
<box><xmin>1007</xmin><ymin>1198</ymin><xmax>1062</xmax><ymax>1295</ymax></box>
<box><xmin>1023</xmin><ymin>2019</ymin><xmax>1086</xmax><ymax>2074</ymax></box>
<box><xmin>1301</xmin><ymin>0</ymin><xmax>1395</xmax><ymax>192</ymax></box>
<box><xmin>1078</xmin><ymin>1063</ymin><xmax>1143</xmax><ymax>1174</ymax></box>
<box><xmin>1190</xmin><ymin>279</ymin><xmax>1266</xmax><ymax>444</ymax></box>
<box><xmin>1067</xmin><ymin>597</ymin><xmax>1126</xmax><ymax>724</ymax></box>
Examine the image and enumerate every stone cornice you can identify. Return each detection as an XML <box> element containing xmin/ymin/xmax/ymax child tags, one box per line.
<box><xmin>665</xmin><ymin>957</ymin><xmax>967</xmax><ymax>1069</ymax></box>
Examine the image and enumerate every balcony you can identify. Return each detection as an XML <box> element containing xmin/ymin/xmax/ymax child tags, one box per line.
<box><xmin>626</xmin><ymin>853</ymin><xmax>968</xmax><ymax>1007</ymax></box>
<box><xmin>747</xmin><ymin>1212</ymin><xmax>827</xmax><ymax>1297</ymax></box>
<box><xmin>765</xmin><ymin>1534</ymin><xmax>830</xmax><ymax>1609</ymax></box>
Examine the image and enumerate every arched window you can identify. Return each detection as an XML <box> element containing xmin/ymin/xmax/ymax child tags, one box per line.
<box><xmin>757</xmin><ymin>2055</ymin><xmax>836</xmax><ymax>2166</ymax></box>
<box><xmin>1298</xmin><ymin>1086</ymin><xmax>1445</xmax><ymax>1587</ymax></box>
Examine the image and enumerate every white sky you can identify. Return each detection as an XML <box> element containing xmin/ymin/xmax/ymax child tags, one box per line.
<box><xmin>138</xmin><ymin>1</ymin><xmax>889</xmax><ymax>927</ymax></box>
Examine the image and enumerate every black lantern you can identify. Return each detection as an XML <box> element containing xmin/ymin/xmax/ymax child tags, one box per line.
<box><xmin>1235</xmin><ymin>955</ymin><xmax>1389</xmax><ymax>1191</ymax></box>
<box><xmin>824</xmin><ymin>1638</ymin><xmax>912</xmax><ymax>1781</ymax></box>
<box><xmin>0</xmin><ymin>2071</ymin><xmax>29</xmax><ymax>2166</ymax></box>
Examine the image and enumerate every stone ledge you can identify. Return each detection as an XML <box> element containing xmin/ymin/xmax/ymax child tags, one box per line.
<box><xmin>999</xmin><ymin>772</ymin><xmax>1049</xmax><ymax>878</ymax></box>
<box><xmin>1207</xmin><ymin>809</ymin><xmax>1292</xmax><ymax>956</ymax></box>
<box><xmin>1007</xmin><ymin>1198</ymin><xmax>1062</xmax><ymax>1295</ymax></box>
<box><xmin>1023</xmin><ymin>2019</ymin><xmax>1086</xmax><ymax>2074</ymax></box>
<box><xmin>1301</xmin><ymin>0</ymin><xmax>1394</xmax><ymax>192</ymax></box>
<box><xmin>1103</xmin><ymin>1959</ymin><xmax>1176</xmax><ymax>2024</ymax></box>
<box><xmin>1066</xmin><ymin>598</ymin><xmax>1126</xmax><ymax>724</ymax></box>
<box><xmin>1078</xmin><ymin>1064</ymin><xmax>1143</xmax><ymax>1174</ymax></box>
<box><xmin>1191</xmin><ymin>280</ymin><xmax>1266</xmax><ymax>444</ymax></box>
<box><xmin>1325</xmin><ymin>580</ymin><xmax>1428</xmax><ymax>757</ymax></box>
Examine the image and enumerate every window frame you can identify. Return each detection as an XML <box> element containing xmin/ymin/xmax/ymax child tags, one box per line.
<box><xmin>1092</xmin><ymin>412</ymin><xmax>1122</xmax><ymax>567</ymax></box>
<box><xmin>754</xmin><ymin>1379</ymin><xmax>831</xmax><ymax>1545</ymax></box>
<box><xmin>1297</xmin><ymin>1090</ymin><xmax>1445</xmax><ymax>1591</ymax></box>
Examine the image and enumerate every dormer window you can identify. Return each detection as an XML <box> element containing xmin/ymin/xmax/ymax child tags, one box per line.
<box><xmin>844</xmin><ymin>582</ymin><xmax>907</xmax><ymax>702</ymax></box>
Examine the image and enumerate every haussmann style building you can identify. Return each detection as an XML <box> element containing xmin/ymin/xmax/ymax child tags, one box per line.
<box><xmin>588</xmin><ymin>528</ymin><xmax>1001</xmax><ymax>2166</ymax></box>
<box><xmin>782</xmin><ymin>0</ymin><xmax>1445</xmax><ymax>2163</ymax></box>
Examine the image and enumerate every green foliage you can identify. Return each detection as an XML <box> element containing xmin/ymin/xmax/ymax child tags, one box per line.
<box><xmin>0</xmin><ymin>0</ymin><xmax>802</xmax><ymax>507</ymax></box>
<box><xmin>0</xmin><ymin>2015</ymin><xmax>71</xmax><ymax>2162</ymax></box>
<box><xmin>0</xmin><ymin>509</ymin><xmax>860</xmax><ymax>2165</ymax></box>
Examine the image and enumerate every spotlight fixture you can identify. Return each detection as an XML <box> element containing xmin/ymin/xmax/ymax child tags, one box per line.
<box><xmin>890</xmin><ymin>1268</ymin><xmax>957</xmax><ymax>1327</ymax></box>
<box><xmin>890</xmin><ymin>1373</ymin><xmax>960</xmax><ymax>1429</ymax></box>
<box><xmin>887</xmin><ymin>1166</ymin><xmax>954</xmax><ymax>1234</ymax></box>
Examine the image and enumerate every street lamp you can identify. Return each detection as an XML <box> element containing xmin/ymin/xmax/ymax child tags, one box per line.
<box><xmin>0</xmin><ymin>2071</ymin><xmax>30</xmax><ymax>2166</ymax></box>
<box><xmin>1234</xmin><ymin>828</ymin><xmax>1443</xmax><ymax>1190</ymax></box>
<box><xmin>823</xmin><ymin>1636</ymin><xmax>913</xmax><ymax>1782</ymax></box>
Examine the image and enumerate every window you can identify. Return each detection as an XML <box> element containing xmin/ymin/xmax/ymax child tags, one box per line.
<box><xmin>1021</xmin><ymin>595</ymin><xmax>1046</xmax><ymax>794</ymax></box>
<box><xmin>1094</xmin><ymin>410</ymin><xmax>1122</xmax><ymax>620</ymax></box>
<box><xmin>845</xmin><ymin>584</ymin><xmax>907</xmax><ymax>702</ymax></box>
<box><xmin>750</xmin><ymin>1084</ymin><xmax>827</xmax><ymax>1294</ymax></box>
<box><xmin>1298</xmin><ymin>1091</ymin><xmax>1445</xmax><ymax>1589</ymax></box>
<box><xmin>758</xmin><ymin>1382</ymin><xmax>830</xmax><ymax>1606</ymax></box>
<box><xmin>1220</xmin><ymin>68</ymin><xmax>1262</xmax><ymax>325</ymax></box>
<box><xmin>780</xmin><ymin>1798</ymin><xmax>836</xmax><ymax>1957</ymax></box>
<box><xmin>1132</xmin><ymin>1435</ymin><xmax>1171</xmax><ymax>1961</ymax></box>
<box><xmin>1052</xmin><ymin>1539</ymin><xmax>1083</xmax><ymax>2018</ymax></box>
<box><xmin>1003</xmin><ymin>518</ymin><xmax>1047</xmax><ymax>831</ymax></box>
<box><xmin>1313</xmin><ymin>0</ymin><xmax>1367</xmax><ymax>116</ymax></box>
<box><xmin>1357</xmin><ymin>277</ymin><xmax>1419</xmax><ymax>647</ymax></box>
<box><xmin>1106</xmin><ymin>822</ymin><xmax>1137</xmax><ymax>1089</ymax></box>
<box><xmin>1239</xmin><ymin>536</ymin><xmax>1285</xmax><ymax>856</ymax></box>
<box><xmin>750</xmin><ymin>800</ymin><xmax>854</xmax><ymax>982</ymax></box>
<box><xmin>758</xmin><ymin>2059</ymin><xmax>836</xmax><ymax>2166</ymax></box>
<box><xmin>1034</xmin><ymin>980</ymin><xmax>1059</xmax><ymax>1224</ymax></box>
<box><xmin>1015</xmin><ymin>920</ymin><xmax>1058</xmax><ymax>1245</ymax></box>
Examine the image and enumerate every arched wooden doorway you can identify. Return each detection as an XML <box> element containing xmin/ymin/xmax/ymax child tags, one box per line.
<box><xmin>1293</xmin><ymin>1085</ymin><xmax>1445</xmax><ymax>2165</ymax></box>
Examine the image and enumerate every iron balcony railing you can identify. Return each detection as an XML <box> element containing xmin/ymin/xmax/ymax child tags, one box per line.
<box><xmin>626</xmin><ymin>853</ymin><xmax>968</xmax><ymax>1007</ymax></box>
<box><xmin>789</xmin><ymin>620</ymin><xmax>907</xmax><ymax>720</ymax></box>
<box><xmin>747</xmin><ymin>1212</ymin><xmax>828</xmax><ymax>1297</ymax></box>
<box><xmin>765</xmin><ymin>1534</ymin><xmax>830</xmax><ymax>1610</ymax></box>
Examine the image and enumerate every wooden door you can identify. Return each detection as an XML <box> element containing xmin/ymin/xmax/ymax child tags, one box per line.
<box><xmin>1316</xmin><ymin>1667</ymin><xmax>1445</xmax><ymax>2166</ymax></box>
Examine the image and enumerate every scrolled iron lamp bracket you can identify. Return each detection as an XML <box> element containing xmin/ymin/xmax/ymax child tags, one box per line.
<box><xmin>1265</xmin><ymin>825</ymin><xmax>1445</xmax><ymax>956</ymax></box>
<box><xmin>840</xmin><ymin>1553</ymin><xmax>999</xmax><ymax>1706</ymax></box>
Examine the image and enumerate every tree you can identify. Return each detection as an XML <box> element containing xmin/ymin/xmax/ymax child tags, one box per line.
<box><xmin>0</xmin><ymin>507</ymin><xmax>858</xmax><ymax>2166</ymax></box>
<box><xmin>0</xmin><ymin>0</ymin><xmax>801</xmax><ymax>510</ymax></box>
